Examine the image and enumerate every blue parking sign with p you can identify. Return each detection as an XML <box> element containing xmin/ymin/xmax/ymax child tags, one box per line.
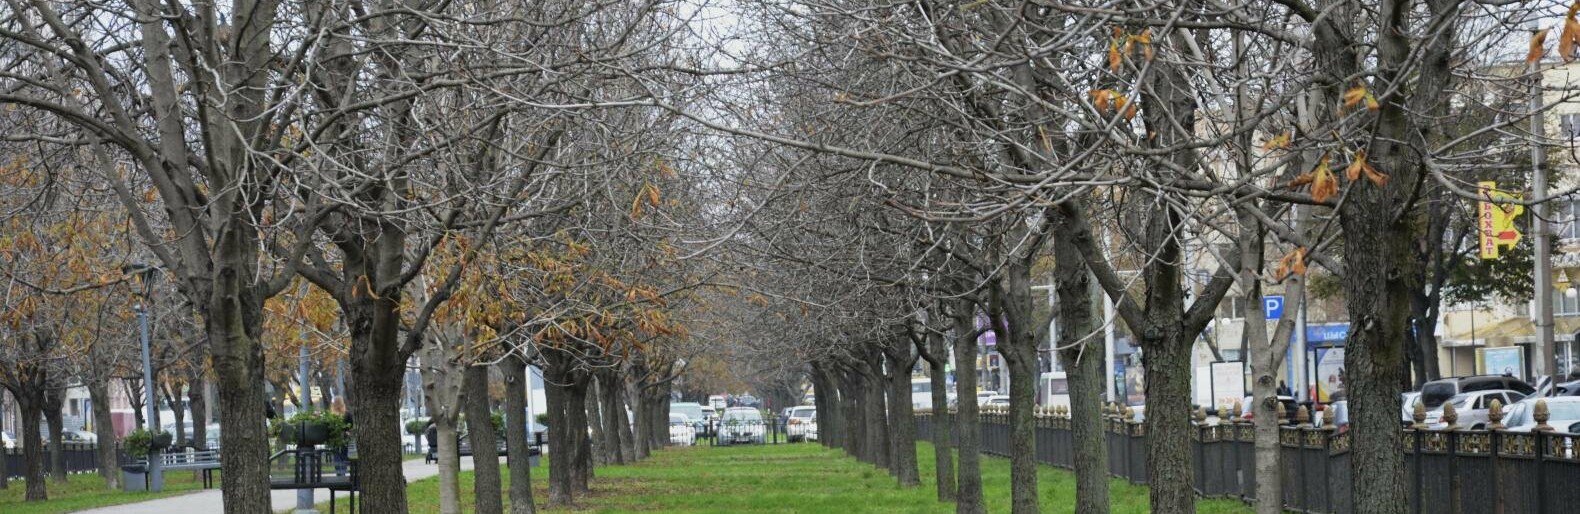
<box><xmin>1264</xmin><ymin>296</ymin><xmax>1284</xmax><ymax>320</ymax></box>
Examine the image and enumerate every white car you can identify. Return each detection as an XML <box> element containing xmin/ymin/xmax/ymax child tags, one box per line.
<box><xmin>719</xmin><ymin>407</ymin><xmax>766</xmax><ymax>444</ymax></box>
<box><xmin>1402</xmin><ymin>392</ymin><xmax>1423</xmax><ymax>425</ymax></box>
<box><xmin>668</xmin><ymin>414</ymin><xmax>696</xmax><ymax>446</ymax></box>
<box><xmin>1423</xmin><ymin>390</ymin><xmax>1525</xmax><ymax>430</ymax></box>
<box><xmin>984</xmin><ymin>395</ymin><xmax>1010</xmax><ymax>408</ymax></box>
<box><xmin>64</xmin><ymin>430</ymin><xmax>98</xmax><ymax>444</ymax></box>
<box><xmin>1</xmin><ymin>431</ymin><xmax>14</xmax><ymax>449</ymax></box>
<box><xmin>1502</xmin><ymin>396</ymin><xmax>1580</xmax><ymax>433</ymax></box>
<box><xmin>785</xmin><ymin>406</ymin><xmax>817</xmax><ymax>442</ymax></box>
<box><xmin>976</xmin><ymin>391</ymin><xmax>998</xmax><ymax>407</ymax></box>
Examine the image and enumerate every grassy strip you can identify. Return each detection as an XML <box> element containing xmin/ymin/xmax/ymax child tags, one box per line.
<box><xmin>0</xmin><ymin>472</ymin><xmax>208</xmax><ymax>514</ymax></box>
<box><xmin>323</xmin><ymin>442</ymin><xmax>1251</xmax><ymax>513</ymax></box>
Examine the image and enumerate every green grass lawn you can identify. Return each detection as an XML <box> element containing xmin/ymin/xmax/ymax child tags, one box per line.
<box><xmin>323</xmin><ymin>442</ymin><xmax>1252</xmax><ymax>513</ymax></box>
<box><xmin>0</xmin><ymin>471</ymin><xmax>208</xmax><ymax>514</ymax></box>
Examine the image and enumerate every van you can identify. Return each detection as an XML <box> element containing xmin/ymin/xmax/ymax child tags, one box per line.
<box><xmin>1039</xmin><ymin>372</ymin><xmax>1069</xmax><ymax>409</ymax></box>
<box><xmin>912</xmin><ymin>378</ymin><xmax>932</xmax><ymax>409</ymax></box>
<box><xmin>1418</xmin><ymin>375</ymin><xmax>1534</xmax><ymax>410</ymax></box>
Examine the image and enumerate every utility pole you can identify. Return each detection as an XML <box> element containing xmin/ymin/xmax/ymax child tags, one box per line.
<box><xmin>1531</xmin><ymin>27</ymin><xmax>1556</xmax><ymax>382</ymax></box>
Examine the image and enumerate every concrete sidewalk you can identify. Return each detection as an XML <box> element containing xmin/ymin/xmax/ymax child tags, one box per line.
<box><xmin>75</xmin><ymin>456</ymin><xmax>474</xmax><ymax>514</ymax></box>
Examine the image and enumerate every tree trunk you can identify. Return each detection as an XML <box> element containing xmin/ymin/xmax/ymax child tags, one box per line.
<box><xmin>543</xmin><ymin>359</ymin><xmax>574</xmax><ymax>506</ymax></box>
<box><xmin>189</xmin><ymin>377</ymin><xmax>208</xmax><ymax>451</ymax></box>
<box><xmin>206</xmin><ymin>277</ymin><xmax>276</xmax><ymax>514</ymax></box>
<box><xmin>499</xmin><ymin>358</ymin><xmax>537</xmax><ymax>514</ymax></box>
<box><xmin>1143</xmin><ymin>334</ymin><xmax>1195</xmax><ymax>514</ymax></box>
<box><xmin>1239</xmin><ymin>205</ymin><xmax>1282</xmax><ymax>514</ymax></box>
<box><xmin>167</xmin><ymin>384</ymin><xmax>188</xmax><ymax>448</ymax></box>
<box><xmin>89</xmin><ymin>381</ymin><xmax>120</xmax><ymax>489</ymax></box>
<box><xmin>435</xmin><ymin>418</ymin><xmax>462</xmax><ymax>514</ymax></box>
<box><xmin>567</xmin><ymin>377</ymin><xmax>593</xmax><ymax>494</ymax></box>
<box><xmin>629</xmin><ymin>379</ymin><xmax>651</xmax><ymax>459</ymax></box>
<box><xmin>950</xmin><ymin>300</ymin><xmax>985</xmax><ymax>514</ymax></box>
<box><xmin>348</xmin><ymin>300</ymin><xmax>414</xmax><ymax>514</ymax></box>
<box><xmin>613</xmin><ymin>378</ymin><xmax>636</xmax><ymax>463</ymax></box>
<box><xmin>884</xmin><ymin>341</ymin><xmax>919</xmax><ymax>486</ymax></box>
<box><xmin>1052</xmin><ymin>231</ymin><xmax>1107</xmax><ymax>514</ymax></box>
<box><xmin>16</xmin><ymin>390</ymin><xmax>47</xmax><ymax>500</ymax></box>
<box><xmin>840</xmin><ymin>373</ymin><xmax>863</xmax><ymax>458</ymax></box>
<box><xmin>923</xmin><ymin>331</ymin><xmax>956</xmax><ymax>502</ymax></box>
<box><xmin>994</xmin><ymin>262</ymin><xmax>1040</xmax><ymax>514</ymax></box>
<box><xmin>45</xmin><ymin>386</ymin><xmax>66</xmax><ymax>483</ymax></box>
<box><xmin>464</xmin><ymin>366</ymin><xmax>504</xmax><ymax>514</ymax></box>
<box><xmin>861</xmin><ymin>360</ymin><xmax>889</xmax><ymax>469</ymax></box>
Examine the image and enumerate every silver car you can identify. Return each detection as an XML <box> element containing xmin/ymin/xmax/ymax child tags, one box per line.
<box><xmin>719</xmin><ymin>408</ymin><xmax>765</xmax><ymax>444</ymax></box>
<box><xmin>1423</xmin><ymin>390</ymin><xmax>1524</xmax><ymax>430</ymax></box>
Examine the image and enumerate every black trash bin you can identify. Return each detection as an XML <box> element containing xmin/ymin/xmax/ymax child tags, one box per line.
<box><xmin>121</xmin><ymin>464</ymin><xmax>148</xmax><ymax>492</ymax></box>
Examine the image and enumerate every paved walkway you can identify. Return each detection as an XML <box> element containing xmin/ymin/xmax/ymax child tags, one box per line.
<box><xmin>76</xmin><ymin>457</ymin><xmax>474</xmax><ymax>514</ymax></box>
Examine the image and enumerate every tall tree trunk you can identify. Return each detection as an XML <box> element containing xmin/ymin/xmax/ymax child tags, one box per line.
<box><xmin>811</xmin><ymin>363</ymin><xmax>841</xmax><ymax>450</ymax></box>
<box><xmin>839</xmin><ymin>373</ymin><xmax>863</xmax><ymax>458</ymax></box>
<box><xmin>613</xmin><ymin>378</ymin><xmax>636</xmax><ymax>463</ymax></box>
<box><xmin>586</xmin><ymin>379</ymin><xmax>609</xmax><ymax>466</ymax></box>
<box><xmin>188</xmin><ymin>376</ymin><xmax>208</xmax><ymax>450</ymax></box>
<box><xmin>1052</xmin><ymin>231</ymin><xmax>1107</xmax><ymax>514</ymax></box>
<box><xmin>89</xmin><ymin>381</ymin><xmax>120</xmax><ymax>489</ymax></box>
<box><xmin>463</xmin><ymin>366</ymin><xmax>504</xmax><ymax>514</ymax></box>
<box><xmin>45</xmin><ymin>386</ymin><xmax>66</xmax><ymax>483</ymax></box>
<box><xmin>994</xmin><ymin>262</ymin><xmax>1040</xmax><ymax>514</ymax></box>
<box><xmin>567</xmin><ymin>377</ymin><xmax>593</xmax><ymax>494</ymax></box>
<box><xmin>950</xmin><ymin>299</ymin><xmax>985</xmax><ymax>514</ymax></box>
<box><xmin>434</xmin><ymin>418</ymin><xmax>462</xmax><ymax>514</ymax></box>
<box><xmin>922</xmin><ymin>330</ymin><xmax>956</xmax><ymax>502</ymax></box>
<box><xmin>628</xmin><ymin>378</ymin><xmax>651</xmax><ymax>459</ymax></box>
<box><xmin>884</xmin><ymin>339</ymin><xmax>919</xmax><ymax>486</ymax></box>
<box><xmin>166</xmin><ymin>383</ymin><xmax>187</xmax><ymax>448</ymax></box>
<box><xmin>861</xmin><ymin>359</ymin><xmax>889</xmax><ymax>469</ymax></box>
<box><xmin>1239</xmin><ymin>205</ymin><xmax>1283</xmax><ymax>514</ymax></box>
<box><xmin>499</xmin><ymin>357</ymin><xmax>537</xmax><ymax>514</ymax></box>
<box><xmin>19</xmin><ymin>394</ymin><xmax>47</xmax><ymax>500</ymax></box>
<box><xmin>543</xmin><ymin>358</ymin><xmax>574</xmax><ymax>506</ymax></box>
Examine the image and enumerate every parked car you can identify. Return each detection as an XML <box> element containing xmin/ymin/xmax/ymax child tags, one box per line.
<box><xmin>719</xmin><ymin>407</ymin><xmax>766</xmax><ymax>444</ymax></box>
<box><xmin>1553</xmin><ymin>380</ymin><xmax>1580</xmax><ymax>397</ymax></box>
<box><xmin>984</xmin><ymin>395</ymin><xmax>1010</xmax><ymax>408</ymax></box>
<box><xmin>1</xmin><ymin>431</ymin><xmax>14</xmax><ymax>449</ymax></box>
<box><xmin>1502</xmin><ymin>396</ymin><xmax>1580</xmax><ymax>433</ymax></box>
<box><xmin>63</xmin><ymin>430</ymin><xmax>98</xmax><ymax>444</ymax></box>
<box><xmin>1419</xmin><ymin>375</ymin><xmax>1534</xmax><ymax>411</ymax></box>
<box><xmin>1423</xmin><ymin>390</ymin><xmax>1524</xmax><ymax>430</ymax></box>
<box><xmin>1401</xmin><ymin>392</ymin><xmax>1423</xmax><ymax>425</ymax></box>
<box><xmin>668</xmin><ymin>414</ymin><xmax>696</xmax><ymax>446</ymax></box>
<box><xmin>671</xmin><ymin>402</ymin><xmax>710</xmax><ymax>436</ymax></box>
<box><xmin>786</xmin><ymin>406</ymin><xmax>817</xmax><ymax>442</ymax></box>
<box><xmin>707</xmin><ymin>395</ymin><xmax>727</xmax><ymax>411</ymax></box>
<box><xmin>976</xmin><ymin>391</ymin><xmax>999</xmax><ymax>407</ymax></box>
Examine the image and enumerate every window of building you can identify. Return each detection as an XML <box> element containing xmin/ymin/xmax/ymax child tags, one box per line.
<box><xmin>1556</xmin><ymin>199</ymin><xmax>1580</xmax><ymax>241</ymax></box>
<box><xmin>1561</xmin><ymin>113</ymin><xmax>1580</xmax><ymax>139</ymax></box>
<box><xmin>1553</xmin><ymin>287</ymin><xmax>1580</xmax><ymax>316</ymax></box>
<box><xmin>1218</xmin><ymin>297</ymin><xmax>1247</xmax><ymax>319</ymax></box>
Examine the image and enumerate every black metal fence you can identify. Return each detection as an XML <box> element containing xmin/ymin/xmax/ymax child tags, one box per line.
<box><xmin>917</xmin><ymin>411</ymin><xmax>1580</xmax><ymax>514</ymax></box>
<box><xmin>3</xmin><ymin>442</ymin><xmax>118</xmax><ymax>479</ymax></box>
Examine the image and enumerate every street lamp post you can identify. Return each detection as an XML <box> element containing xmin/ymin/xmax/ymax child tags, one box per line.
<box><xmin>124</xmin><ymin>263</ymin><xmax>163</xmax><ymax>492</ymax></box>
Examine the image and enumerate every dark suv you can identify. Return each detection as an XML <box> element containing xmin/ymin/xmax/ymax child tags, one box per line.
<box><xmin>1418</xmin><ymin>375</ymin><xmax>1535</xmax><ymax>410</ymax></box>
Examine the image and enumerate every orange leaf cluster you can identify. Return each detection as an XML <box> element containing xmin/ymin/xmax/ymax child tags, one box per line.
<box><xmin>1289</xmin><ymin>154</ymin><xmax>1339</xmax><ymax>203</ymax></box>
<box><xmin>1262</xmin><ymin>131</ymin><xmax>1292</xmax><ymax>150</ymax></box>
<box><xmin>1561</xmin><ymin>3</ymin><xmax>1580</xmax><ymax>62</ymax></box>
<box><xmin>1107</xmin><ymin>27</ymin><xmax>1154</xmax><ymax>72</ymax></box>
<box><xmin>1090</xmin><ymin>89</ymin><xmax>1137</xmax><ymax>120</ymax></box>
<box><xmin>1274</xmin><ymin>248</ymin><xmax>1308</xmax><ymax>281</ymax></box>
<box><xmin>1343</xmin><ymin>149</ymin><xmax>1388</xmax><ymax>186</ymax></box>
<box><xmin>1342</xmin><ymin>84</ymin><xmax>1379</xmax><ymax>112</ymax></box>
<box><xmin>1529</xmin><ymin>28</ymin><xmax>1549</xmax><ymax>65</ymax></box>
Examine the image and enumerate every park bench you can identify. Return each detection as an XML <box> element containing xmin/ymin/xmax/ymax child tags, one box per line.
<box><xmin>136</xmin><ymin>449</ymin><xmax>223</xmax><ymax>489</ymax></box>
<box><xmin>269</xmin><ymin>447</ymin><xmax>359</xmax><ymax>514</ymax></box>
